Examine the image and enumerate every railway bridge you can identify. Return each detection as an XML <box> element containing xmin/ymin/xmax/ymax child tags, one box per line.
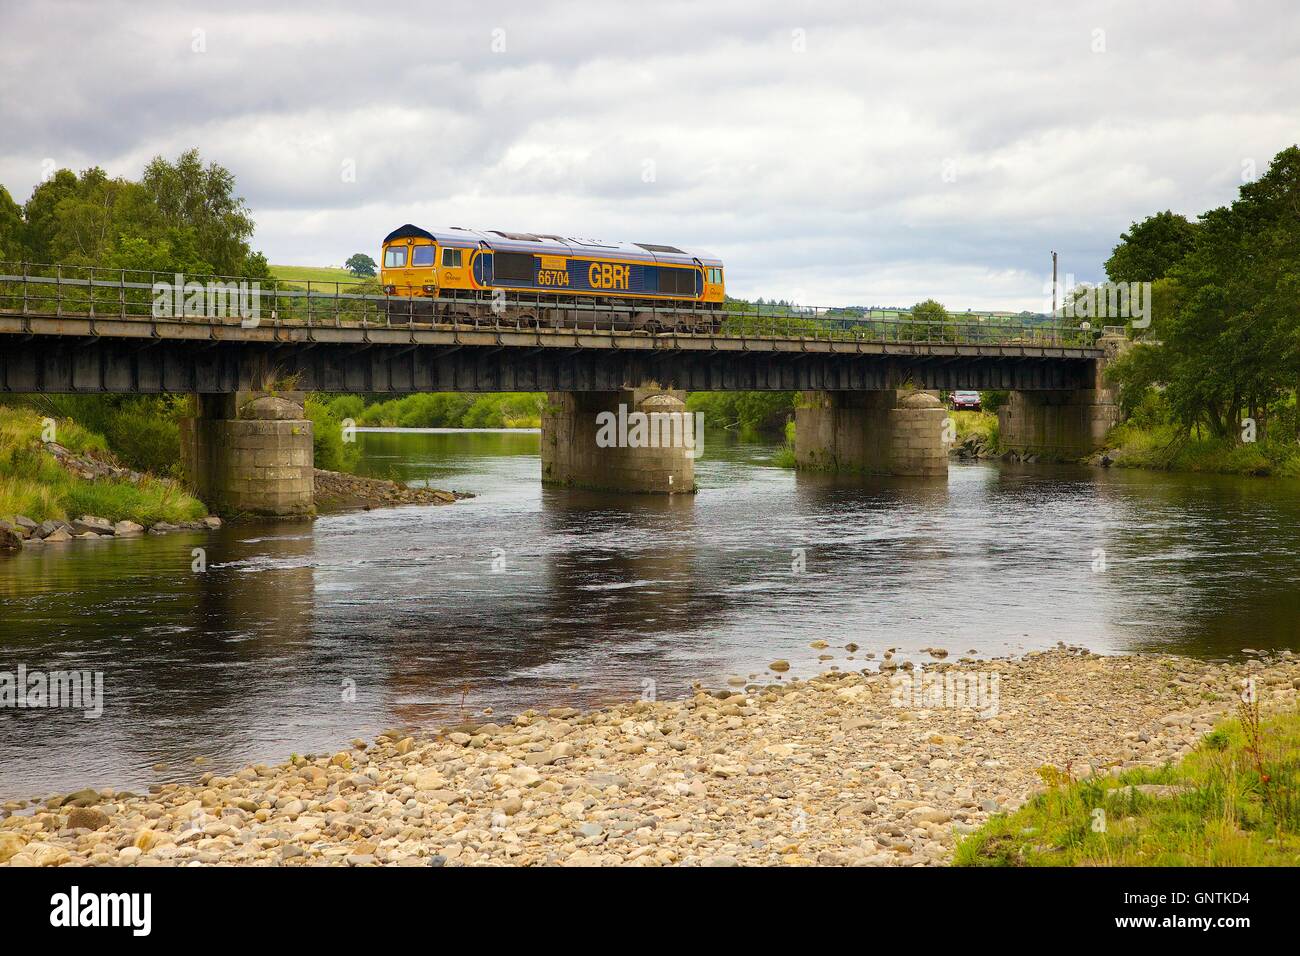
<box><xmin>0</xmin><ymin>265</ymin><xmax>1127</xmax><ymax>515</ymax></box>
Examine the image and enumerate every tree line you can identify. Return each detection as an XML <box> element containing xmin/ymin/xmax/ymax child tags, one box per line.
<box><xmin>0</xmin><ymin>149</ymin><xmax>268</xmax><ymax>278</ymax></box>
<box><xmin>1106</xmin><ymin>145</ymin><xmax>1300</xmax><ymax>444</ymax></box>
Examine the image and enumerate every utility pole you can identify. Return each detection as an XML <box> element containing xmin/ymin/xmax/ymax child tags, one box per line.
<box><xmin>1051</xmin><ymin>250</ymin><xmax>1058</xmax><ymax>316</ymax></box>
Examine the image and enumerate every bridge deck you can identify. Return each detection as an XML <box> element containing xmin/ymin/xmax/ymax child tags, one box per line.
<box><xmin>0</xmin><ymin>311</ymin><xmax>1104</xmax><ymax>361</ymax></box>
<box><xmin>0</xmin><ymin>265</ymin><xmax>1111</xmax><ymax>393</ymax></box>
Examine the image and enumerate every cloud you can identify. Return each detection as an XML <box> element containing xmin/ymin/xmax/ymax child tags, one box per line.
<box><xmin>2</xmin><ymin>0</ymin><xmax>1297</xmax><ymax>309</ymax></box>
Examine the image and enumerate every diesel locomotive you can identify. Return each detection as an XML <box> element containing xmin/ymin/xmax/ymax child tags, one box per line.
<box><xmin>379</xmin><ymin>224</ymin><xmax>725</xmax><ymax>332</ymax></box>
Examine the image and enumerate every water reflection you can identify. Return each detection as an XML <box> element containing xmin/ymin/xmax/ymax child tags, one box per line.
<box><xmin>2</xmin><ymin>429</ymin><xmax>1298</xmax><ymax>799</ymax></box>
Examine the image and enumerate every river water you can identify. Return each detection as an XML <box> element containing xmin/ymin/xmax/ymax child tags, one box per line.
<box><xmin>3</xmin><ymin>430</ymin><xmax>1299</xmax><ymax>801</ymax></box>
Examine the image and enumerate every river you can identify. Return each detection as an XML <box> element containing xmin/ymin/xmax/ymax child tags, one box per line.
<box><xmin>3</xmin><ymin>429</ymin><xmax>1299</xmax><ymax>801</ymax></box>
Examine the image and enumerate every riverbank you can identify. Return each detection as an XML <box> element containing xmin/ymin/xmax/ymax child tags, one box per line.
<box><xmin>1090</xmin><ymin>421</ymin><xmax>1300</xmax><ymax>478</ymax></box>
<box><xmin>3</xmin><ymin>648</ymin><xmax>1295</xmax><ymax>867</ymax></box>
<box><xmin>0</xmin><ymin>405</ymin><xmax>207</xmax><ymax>531</ymax></box>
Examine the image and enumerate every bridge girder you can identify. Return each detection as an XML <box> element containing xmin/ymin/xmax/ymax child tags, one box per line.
<box><xmin>0</xmin><ymin>336</ymin><xmax>1097</xmax><ymax>394</ymax></box>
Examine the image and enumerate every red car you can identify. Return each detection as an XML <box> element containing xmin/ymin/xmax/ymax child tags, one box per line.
<box><xmin>950</xmin><ymin>390</ymin><xmax>982</xmax><ymax>411</ymax></box>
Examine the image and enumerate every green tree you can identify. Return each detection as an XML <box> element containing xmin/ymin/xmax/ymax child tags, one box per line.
<box><xmin>140</xmin><ymin>149</ymin><xmax>268</xmax><ymax>277</ymax></box>
<box><xmin>21</xmin><ymin>168</ymin><xmax>80</xmax><ymax>262</ymax></box>
<box><xmin>1108</xmin><ymin>146</ymin><xmax>1300</xmax><ymax>439</ymax></box>
<box><xmin>345</xmin><ymin>253</ymin><xmax>377</xmax><ymax>277</ymax></box>
<box><xmin>910</xmin><ymin>298</ymin><xmax>950</xmax><ymax>321</ymax></box>
<box><xmin>0</xmin><ymin>184</ymin><xmax>24</xmax><ymax>260</ymax></box>
<box><xmin>1104</xmin><ymin>210</ymin><xmax>1198</xmax><ymax>283</ymax></box>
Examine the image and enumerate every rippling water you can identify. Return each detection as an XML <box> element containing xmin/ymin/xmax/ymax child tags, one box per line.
<box><xmin>3</xmin><ymin>429</ymin><xmax>1299</xmax><ymax>800</ymax></box>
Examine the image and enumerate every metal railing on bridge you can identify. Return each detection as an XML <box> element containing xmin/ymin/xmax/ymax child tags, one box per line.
<box><xmin>0</xmin><ymin>262</ymin><xmax>1105</xmax><ymax>349</ymax></box>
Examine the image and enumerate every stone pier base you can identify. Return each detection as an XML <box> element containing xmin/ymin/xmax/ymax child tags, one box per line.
<box><xmin>996</xmin><ymin>389</ymin><xmax>1122</xmax><ymax>460</ymax></box>
<box><xmin>996</xmin><ymin>333</ymin><xmax>1128</xmax><ymax>460</ymax></box>
<box><xmin>541</xmin><ymin>389</ymin><xmax>696</xmax><ymax>494</ymax></box>
<box><xmin>180</xmin><ymin>390</ymin><xmax>314</xmax><ymax>517</ymax></box>
<box><xmin>794</xmin><ymin>389</ymin><xmax>948</xmax><ymax>477</ymax></box>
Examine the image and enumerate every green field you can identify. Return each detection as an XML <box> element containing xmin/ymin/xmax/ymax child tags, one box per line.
<box><xmin>270</xmin><ymin>264</ymin><xmax>357</xmax><ymax>284</ymax></box>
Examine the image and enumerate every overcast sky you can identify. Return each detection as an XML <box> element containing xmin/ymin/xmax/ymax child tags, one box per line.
<box><xmin>2</xmin><ymin>0</ymin><xmax>1296</xmax><ymax>309</ymax></box>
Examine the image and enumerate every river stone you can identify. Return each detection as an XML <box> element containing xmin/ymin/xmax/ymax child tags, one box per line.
<box><xmin>0</xmin><ymin>833</ymin><xmax>26</xmax><ymax>863</ymax></box>
<box><xmin>769</xmin><ymin>660</ymin><xmax>791</xmax><ymax>672</ymax></box>
<box><xmin>72</xmin><ymin>515</ymin><xmax>115</xmax><ymax>536</ymax></box>
<box><xmin>43</xmin><ymin>527</ymin><xmax>73</xmax><ymax>543</ymax></box>
<box><xmin>0</xmin><ymin>525</ymin><xmax>21</xmax><ymax>550</ymax></box>
<box><xmin>113</xmin><ymin>520</ymin><xmax>145</xmax><ymax>536</ymax></box>
<box><xmin>202</xmin><ymin>516</ymin><xmax>222</xmax><ymax>529</ymax></box>
<box><xmin>149</xmin><ymin>522</ymin><xmax>178</xmax><ymax>534</ymax></box>
<box><xmin>30</xmin><ymin>843</ymin><xmax>72</xmax><ymax>867</ymax></box>
<box><xmin>63</xmin><ymin>788</ymin><xmax>103</xmax><ymax>808</ymax></box>
<box><xmin>66</xmin><ymin>806</ymin><xmax>111</xmax><ymax>830</ymax></box>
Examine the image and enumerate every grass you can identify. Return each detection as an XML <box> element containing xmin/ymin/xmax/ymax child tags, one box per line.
<box><xmin>1106</xmin><ymin>421</ymin><xmax>1300</xmax><ymax>477</ymax></box>
<box><xmin>954</xmin><ymin>704</ymin><xmax>1300</xmax><ymax>866</ymax></box>
<box><xmin>773</xmin><ymin>419</ymin><xmax>797</xmax><ymax>468</ymax></box>
<box><xmin>951</xmin><ymin>409</ymin><xmax>999</xmax><ymax>446</ymax></box>
<box><xmin>0</xmin><ymin>405</ymin><xmax>207</xmax><ymax>525</ymax></box>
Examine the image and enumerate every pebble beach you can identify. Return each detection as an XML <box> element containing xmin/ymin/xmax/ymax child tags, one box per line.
<box><xmin>3</xmin><ymin>648</ymin><xmax>1297</xmax><ymax>867</ymax></box>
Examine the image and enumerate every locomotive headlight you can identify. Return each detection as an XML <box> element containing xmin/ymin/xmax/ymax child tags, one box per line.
<box><xmin>423</xmin><ymin>285</ymin><xmax>435</xmax><ymax>293</ymax></box>
<box><xmin>384</xmin><ymin>285</ymin><xmax>396</xmax><ymax>295</ymax></box>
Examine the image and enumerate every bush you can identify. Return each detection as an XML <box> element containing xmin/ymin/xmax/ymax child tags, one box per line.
<box><xmin>0</xmin><ymin>405</ymin><xmax>207</xmax><ymax>523</ymax></box>
<box><xmin>349</xmin><ymin>392</ymin><xmax>543</xmax><ymax>429</ymax></box>
<box><xmin>685</xmin><ymin>392</ymin><xmax>794</xmax><ymax>439</ymax></box>
<box><xmin>304</xmin><ymin>396</ymin><xmax>360</xmax><ymax>472</ymax></box>
<box><xmin>21</xmin><ymin>394</ymin><xmax>185</xmax><ymax>475</ymax></box>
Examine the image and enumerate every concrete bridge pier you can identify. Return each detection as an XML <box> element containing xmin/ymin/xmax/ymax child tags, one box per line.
<box><xmin>180</xmin><ymin>390</ymin><xmax>315</xmax><ymax>518</ymax></box>
<box><xmin>541</xmin><ymin>388</ymin><xmax>697</xmax><ymax>494</ymax></box>
<box><xmin>997</xmin><ymin>333</ymin><xmax>1128</xmax><ymax>460</ymax></box>
<box><xmin>794</xmin><ymin>389</ymin><xmax>949</xmax><ymax>477</ymax></box>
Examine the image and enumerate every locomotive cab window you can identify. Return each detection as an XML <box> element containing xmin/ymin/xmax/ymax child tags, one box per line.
<box><xmin>411</xmin><ymin>245</ymin><xmax>435</xmax><ymax>267</ymax></box>
<box><xmin>384</xmin><ymin>246</ymin><xmax>408</xmax><ymax>268</ymax></box>
<box><xmin>441</xmin><ymin>248</ymin><xmax>463</xmax><ymax>268</ymax></box>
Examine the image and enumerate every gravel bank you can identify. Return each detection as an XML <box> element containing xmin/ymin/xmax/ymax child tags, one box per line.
<box><xmin>312</xmin><ymin>468</ymin><xmax>471</xmax><ymax>511</ymax></box>
<box><xmin>2</xmin><ymin>648</ymin><xmax>1297</xmax><ymax>867</ymax></box>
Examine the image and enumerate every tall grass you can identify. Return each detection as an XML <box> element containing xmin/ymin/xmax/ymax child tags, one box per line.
<box><xmin>951</xmin><ymin>409</ymin><xmax>999</xmax><ymax>445</ymax></box>
<box><xmin>955</xmin><ymin>708</ymin><xmax>1300</xmax><ymax>866</ymax></box>
<box><xmin>18</xmin><ymin>394</ymin><xmax>187</xmax><ymax>476</ymax></box>
<box><xmin>0</xmin><ymin>405</ymin><xmax>206</xmax><ymax>524</ymax></box>
<box><xmin>1107</xmin><ymin>421</ymin><xmax>1300</xmax><ymax>477</ymax></box>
